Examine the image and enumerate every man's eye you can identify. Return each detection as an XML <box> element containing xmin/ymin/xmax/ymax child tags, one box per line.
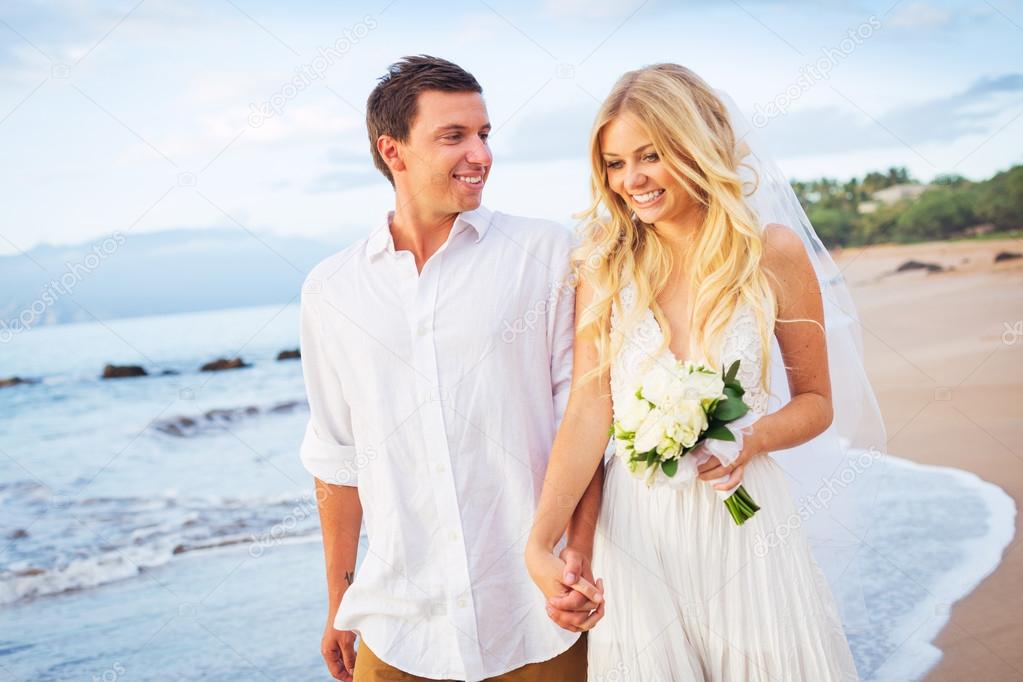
<box><xmin>480</xmin><ymin>133</ymin><xmax>490</xmax><ymax>142</ymax></box>
<box><xmin>444</xmin><ymin>134</ymin><xmax>462</xmax><ymax>142</ymax></box>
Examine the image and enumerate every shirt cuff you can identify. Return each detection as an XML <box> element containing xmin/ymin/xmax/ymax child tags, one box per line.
<box><xmin>299</xmin><ymin>421</ymin><xmax>360</xmax><ymax>486</ymax></box>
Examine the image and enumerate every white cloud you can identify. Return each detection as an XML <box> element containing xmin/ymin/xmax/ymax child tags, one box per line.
<box><xmin>453</xmin><ymin>12</ymin><xmax>506</xmax><ymax>44</ymax></box>
<box><xmin>542</xmin><ymin>0</ymin><xmax>649</xmax><ymax>20</ymax></box>
<box><xmin>3</xmin><ymin>0</ymin><xmax>1021</xmax><ymax>255</ymax></box>
<box><xmin>888</xmin><ymin>2</ymin><xmax>955</xmax><ymax>28</ymax></box>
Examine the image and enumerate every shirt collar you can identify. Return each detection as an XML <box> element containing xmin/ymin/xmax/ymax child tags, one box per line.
<box><xmin>366</xmin><ymin>205</ymin><xmax>493</xmax><ymax>261</ymax></box>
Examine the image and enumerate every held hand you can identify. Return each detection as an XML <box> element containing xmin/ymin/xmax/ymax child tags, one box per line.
<box><xmin>546</xmin><ymin>547</ymin><xmax>606</xmax><ymax>632</ymax></box>
<box><xmin>525</xmin><ymin>543</ymin><xmax>603</xmax><ymax>632</ymax></box>
<box><xmin>321</xmin><ymin>618</ymin><xmax>358</xmax><ymax>681</ymax></box>
<box><xmin>697</xmin><ymin>456</ymin><xmax>746</xmax><ymax>491</ymax></box>
<box><xmin>697</xmin><ymin>424</ymin><xmax>763</xmax><ymax>490</ymax></box>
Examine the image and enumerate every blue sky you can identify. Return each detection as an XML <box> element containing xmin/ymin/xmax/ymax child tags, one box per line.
<box><xmin>1</xmin><ymin>0</ymin><xmax>1021</xmax><ymax>255</ymax></box>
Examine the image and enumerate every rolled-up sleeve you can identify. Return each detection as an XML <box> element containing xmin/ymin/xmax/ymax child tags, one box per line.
<box><xmin>298</xmin><ymin>275</ymin><xmax>360</xmax><ymax>487</ymax></box>
<box><xmin>548</xmin><ymin>232</ymin><xmax>576</xmax><ymax>427</ymax></box>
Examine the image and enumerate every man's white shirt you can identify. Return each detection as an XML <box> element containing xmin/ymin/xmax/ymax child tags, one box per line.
<box><xmin>298</xmin><ymin>205</ymin><xmax>579</xmax><ymax>681</ymax></box>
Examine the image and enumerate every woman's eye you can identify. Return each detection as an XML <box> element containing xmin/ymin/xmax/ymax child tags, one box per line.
<box><xmin>606</xmin><ymin>161</ymin><xmax>623</xmax><ymax>169</ymax></box>
<box><xmin>643</xmin><ymin>153</ymin><xmax>659</xmax><ymax>162</ymax></box>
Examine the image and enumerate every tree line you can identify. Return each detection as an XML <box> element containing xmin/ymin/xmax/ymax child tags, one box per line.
<box><xmin>790</xmin><ymin>164</ymin><xmax>1022</xmax><ymax>248</ymax></box>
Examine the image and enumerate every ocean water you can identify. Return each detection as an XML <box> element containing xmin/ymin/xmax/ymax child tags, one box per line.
<box><xmin>0</xmin><ymin>303</ymin><xmax>1015</xmax><ymax>681</ymax></box>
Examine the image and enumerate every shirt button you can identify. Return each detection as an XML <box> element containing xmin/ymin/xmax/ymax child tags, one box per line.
<box><xmin>456</xmin><ymin>598</ymin><xmax>468</xmax><ymax>608</ymax></box>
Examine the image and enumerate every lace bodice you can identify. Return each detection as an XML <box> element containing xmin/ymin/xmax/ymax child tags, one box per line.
<box><xmin>609</xmin><ymin>280</ymin><xmax>771</xmax><ymax>420</ymax></box>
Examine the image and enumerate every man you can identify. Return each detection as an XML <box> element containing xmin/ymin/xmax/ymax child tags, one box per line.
<box><xmin>298</xmin><ymin>55</ymin><xmax>603</xmax><ymax>682</ymax></box>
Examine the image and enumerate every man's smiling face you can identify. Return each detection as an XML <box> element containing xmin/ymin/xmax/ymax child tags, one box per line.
<box><xmin>398</xmin><ymin>90</ymin><xmax>493</xmax><ymax>216</ymax></box>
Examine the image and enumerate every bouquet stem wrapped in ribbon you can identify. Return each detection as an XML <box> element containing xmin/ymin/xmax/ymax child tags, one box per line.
<box><xmin>611</xmin><ymin>359</ymin><xmax>761</xmax><ymax>525</ymax></box>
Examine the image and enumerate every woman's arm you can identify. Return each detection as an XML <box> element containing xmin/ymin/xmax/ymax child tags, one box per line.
<box><xmin>526</xmin><ymin>276</ymin><xmax>613</xmax><ymax>610</ymax></box>
<box><xmin>699</xmin><ymin>223</ymin><xmax>834</xmax><ymax>487</ymax></box>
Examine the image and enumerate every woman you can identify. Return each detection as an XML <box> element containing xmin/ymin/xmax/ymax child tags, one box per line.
<box><xmin>525</xmin><ymin>64</ymin><xmax>865</xmax><ymax>680</ymax></box>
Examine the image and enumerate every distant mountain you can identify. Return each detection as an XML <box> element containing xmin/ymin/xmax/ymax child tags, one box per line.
<box><xmin>0</xmin><ymin>228</ymin><xmax>350</xmax><ymax>328</ymax></box>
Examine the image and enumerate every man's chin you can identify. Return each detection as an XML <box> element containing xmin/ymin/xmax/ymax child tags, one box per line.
<box><xmin>455</xmin><ymin>192</ymin><xmax>484</xmax><ymax>212</ymax></box>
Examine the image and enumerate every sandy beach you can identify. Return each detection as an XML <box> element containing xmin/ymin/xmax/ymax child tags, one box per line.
<box><xmin>836</xmin><ymin>237</ymin><xmax>1023</xmax><ymax>680</ymax></box>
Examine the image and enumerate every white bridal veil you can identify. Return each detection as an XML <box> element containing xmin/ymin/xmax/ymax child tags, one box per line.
<box><xmin>719</xmin><ymin>91</ymin><xmax>889</xmax><ymax>634</ymax></box>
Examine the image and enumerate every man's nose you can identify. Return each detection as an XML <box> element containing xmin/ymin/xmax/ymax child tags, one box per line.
<box><xmin>466</xmin><ymin>137</ymin><xmax>492</xmax><ymax>167</ymax></box>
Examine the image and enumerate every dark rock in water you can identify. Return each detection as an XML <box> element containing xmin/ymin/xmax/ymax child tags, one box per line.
<box><xmin>154</xmin><ymin>399</ymin><xmax>308</xmax><ymax>437</ymax></box>
<box><xmin>199</xmin><ymin>357</ymin><xmax>250</xmax><ymax>372</ymax></box>
<box><xmin>204</xmin><ymin>408</ymin><xmax>240</xmax><ymax>422</ymax></box>
<box><xmin>203</xmin><ymin>406</ymin><xmax>259</xmax><ymax>422</ymax></box>
<box><xmin>102</xmin><ymin>364</ymin><xmax>148</xmax><ymax>379</ymax></box>
<box><xmin>14</xmin><ymin>566</ymin><xmax>45</xmax><ymax>577</ymax></box>
<box><xmin>6</xmin><ymin>528</ymin><xmax>29</xmax><ymax>539</ymax></box>
<box><xmin>0</xmin><ymin>376</ymin><xmax>39</xmax><ymax>389</ymax></box>
<box><xmin>268</xmin><ymin>400</ymin><xmax>304</xmax><ymax>413</ymax></box>
<box><xmin>895</xmin><ymin>259</ymin><xmax>945</xmax><ymax>273</ymax></box>
<box><xmin>995</xmin><ymin>251</ymin><xmax>1022</xmax><ymax>263</ymax></box>
<box><xmin>160</xmin><ymin>369</ymin><xmax>180</xmax><ymax>375</ymax></box>
<box><xmin>154</xmin><ymin>416</ymin><xmax>198</xmax><ymax>437</ymax></box>
<box><xmin>277</xmin><ymin>348</ymin><xmax>300</xmax><ymax>360</ymax></box>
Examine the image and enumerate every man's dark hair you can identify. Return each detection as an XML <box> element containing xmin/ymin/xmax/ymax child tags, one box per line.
<box><xmin>366</xmin><ymin>55</ymin><xmax>483</xmax><ymax>185</ymax></box>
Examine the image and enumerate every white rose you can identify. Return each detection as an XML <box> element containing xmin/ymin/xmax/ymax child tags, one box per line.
<box><xmin>672</xmin><ymin>399</ymin><xmax>708</xmax><ymax>448</ymax></box>
<box><xmin>618</xmin><ymin>392</ymin><xmax>651</xmax><ymax>433</ymax></box>
<box><xmin>689</xmin><ymin>370</ymin><xmax>725</xmax><ymax>405</ymax></box>
<box><xmin>658</xmin><ymin>438</ymin><xmax>680</xmax><ymax>460</ymax></box>
<box><xmin>662</xmin><ymin>377</ymin><xmax>691</xmax><ymax>409</ymax></box>
<box><xmin>614</xmin><ymin>438</ymin><xmax>633</xmax><ymax>461</ymax></box>
<box><xmin>634</xmin><ymin>408</ymin><xmax>670</xmax><ymax>454</ymax></box>
<box><xmin>640</xmin><ymin>364</ymin><xmax>673</xmax><ymax>406</ymax></box>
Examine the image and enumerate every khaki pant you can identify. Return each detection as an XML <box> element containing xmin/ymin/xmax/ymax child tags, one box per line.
<box><xmin>353</xmin><ymin>634</ymin><xmax>587</xmax><ymax>682</ymax></box>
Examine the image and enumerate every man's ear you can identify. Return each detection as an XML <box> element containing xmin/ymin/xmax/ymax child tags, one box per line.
<box><xmin>377</xmin><ymin>135</ymin><xmax>406</xmax><ymax>176</ymax></box>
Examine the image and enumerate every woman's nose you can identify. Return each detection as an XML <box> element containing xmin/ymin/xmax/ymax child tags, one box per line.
<box><xmin>624</xmin><ymin>169</ymin><xmax>647</xmax><ymax>191</ymax></box>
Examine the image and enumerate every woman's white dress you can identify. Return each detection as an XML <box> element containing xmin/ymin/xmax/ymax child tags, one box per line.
<box><xmin>588</xmin><ymin>281</ymin><xmax>859</xmax><ymax>681</ymax></box>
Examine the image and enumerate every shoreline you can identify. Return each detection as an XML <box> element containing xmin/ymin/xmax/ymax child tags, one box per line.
<box><xmin>836</xmin><ymin>236</ymin><xmax>1023</xmax><ymax>680</ymax></box>
<box><xmin>872</xmin><ymin>457</ymin><xmax>1015</xmax><ymax>681</ymax></box>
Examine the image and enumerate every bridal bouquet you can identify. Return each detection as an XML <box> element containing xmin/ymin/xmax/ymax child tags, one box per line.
<box><xmin>610</xmin><ymin>359</ymin><xmax>761</xmax><ymax>525</ymax></box>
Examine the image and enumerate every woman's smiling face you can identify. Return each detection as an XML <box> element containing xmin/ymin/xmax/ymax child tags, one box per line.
<box><xmin>600</xmin><ymin>112</ymin><xmax>694</xmax><ymax>226</ymax></box>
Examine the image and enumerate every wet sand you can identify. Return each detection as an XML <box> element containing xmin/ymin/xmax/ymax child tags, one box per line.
<box><xmin>835</xmin><ymin>237</ymin><xmax>1023</xmax><ymax>680</ymax></box>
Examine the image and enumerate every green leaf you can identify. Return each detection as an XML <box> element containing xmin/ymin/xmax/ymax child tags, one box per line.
<box><xmin>703</xmin><ymin>424</ymin><xmax>735</xmax><ymax>442</ymax></box>
<box><xmin>714</xmin><ymin>397</ymin><xmax>749</xmax><ymax>421</ymax></box>
<box><xmin>661</xmin><ymin>459</ymin><xmax>678</xmax><ymax>477</ymax></box>
<box><xmin>724</xmin><ymin>359</ymin><xmax>740</xmax><ymax>383</ymax></box>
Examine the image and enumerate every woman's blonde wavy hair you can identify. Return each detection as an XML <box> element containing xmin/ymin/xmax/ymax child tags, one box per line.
<box><xmin>575</xmin><ymin>63</ymin><xmax>776</xmax><ymax>390</ymax></box>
